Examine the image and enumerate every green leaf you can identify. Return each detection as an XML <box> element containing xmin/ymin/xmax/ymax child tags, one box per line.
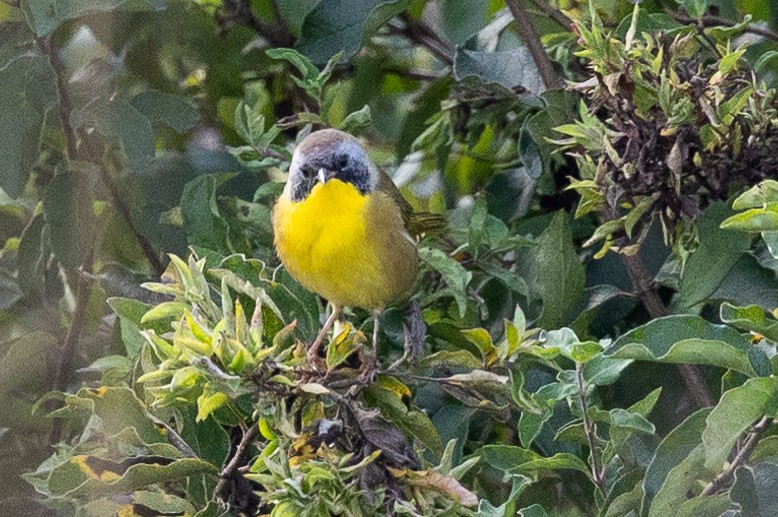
<box><xmin>643</xmin><ymin>407</ymin><xmax>710</xmax><ymax>503</ymax></box>
<box><xmin>479</xmin><ymin>445</ymin><xmax>590</xmax><ymax>475</ymax></box>
<box><xmin>196</xmin><ymin>391</ymin><xmax>228</xmax><ymax>422</ymax></box>
<box><xmin>720</xmin><ymin>302</ymin><xmax>778</xmax><ymax>343</ymax></box>
<box><xmin>721</xmin><ymin>205</ymin><xmax>778</xmax><ymax>232</ymax></box>
<box><xmin>297</xmin><ymin>0</ymin><xmax>410</xmax><ymax>64</ymax></box>
<box><xmin>43</xmin><ymin>171</ymin><xmax>99</xmax><ymax>268</ymax></box>
<box><xmin>363</xmin><ymin>382</ymin><xmax>443</xmax><ymax>458</ymax></box>
<box><xmin>453</xmin><ymin>47</ymin><xmax>544</xmax><ymax>94</ymax></box>
<box><xmin>730</xmin><ymin>462</ymin><xmax>778</xmax><ymax>517</ymax></box>
<box><xmin>648</xmin><ymin>446</ymin><xmax>712</xmax><ymax>517</ymax></box>
<box><xmin>604</xmin><ymin>315</ymin><xmax>756</xmax><ymax>375</ymax></box>
<box><xmin>47</xmin><ymin>456</ymin><xmax>216</xmax><ymax>498</ymax></box>
<box><xmin>0</xmin><ymin>54</ymin><xmax>57</xmax><ymax>198</ymax></box>
<box><xmin>680</xmin><ymin>202</ymin><xmax>750</xmax><ymax>307</ymax></box>
<box><xmin>536</xmin><ymin>212</ymin><xmax>585</xmax><ymax>328</ymax></box>
<box><xmin>702</xmin><ymin>377</ymin><xmax>778</xmax><ymax>471</ymax></box>
<box><xmin>180</xmin><ymin>175</ymin><xmax>230</xmax><ymax>251</ymax></box>
<box><xmin>21</xmin><ymin>0</ymin><xmax>164</xmax><ymax>36</ymax></box>
<box><xmin>0</xmin><ymin>331</ymin><xmax>57</xmax><ymax>394</ymax></box>
<box><xmin>180</xmin><ymin>407</ymin><xmax>230</xmax><ymax>468</ymax></box>
<box><xmin>731</xmin><ymin>180</ymin><xmax>778</xmax><ymax>211</ymax></box>
<box><xmin>71</xmin><ymin>97</ymin><xmax>155</xmax><ymax>171</ymax></box>
<box><xmin>107</xmin><ymin>297</ymin><xmax>153</xmax><ymax>357</ymax></box>
<box><xmin>518</xmin><ymin>504</ymin><xmax>549</xmax><ymax>517</ymax></box>
<box><xmin>338</xmin><ymin>105</ymin><xmax>372</xmax><ymax>133</ymax></box>
<box><xmin>675</xmin><ymin>494</ymin><xmax>732</xmax><ymax>517</ymax></box>
<box><xmin>419</xmin><ymin>247</ymin><xmax>472</xmax><ymax>318</ymax></box>
<box><xmin>675</xmin><ymin>0</ymin><xmax>711</xmax><ymax>19</ymax></box>
<box><xmin>132</xmin><ymin>90</ymin><xmax>199</xmax><ymax>133</ymax></box>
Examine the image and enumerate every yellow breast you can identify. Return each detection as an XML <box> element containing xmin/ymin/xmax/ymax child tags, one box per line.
<box><xmin>272</xmin><ymin>180</ymin><xmax>418</xmax><ymax>309</ymax></box>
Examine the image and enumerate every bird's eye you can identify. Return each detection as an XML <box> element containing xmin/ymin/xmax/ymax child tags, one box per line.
<box><xmin>337</xmin><ymin>155</ymin><xmax>349</xmax><ymax>169</ymax></box>
<box><xmin>299</xmin><ymin>165</ymin><xmax>315</xmax><ymax>178</ymax></box>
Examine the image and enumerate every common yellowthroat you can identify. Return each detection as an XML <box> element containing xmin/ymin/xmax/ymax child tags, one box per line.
<box><xmin>273</xmin><ymin>129</ymin><xmax>443</xmax><ymax>371</ymax></box>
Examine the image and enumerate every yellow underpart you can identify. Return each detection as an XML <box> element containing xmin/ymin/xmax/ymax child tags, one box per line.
<box><xmin>273</xmin><ymin>179</ymin><xmax>417</xmax><ymax>309</ymax></box>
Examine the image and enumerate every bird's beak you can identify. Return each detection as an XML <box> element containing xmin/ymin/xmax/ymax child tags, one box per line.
<box><xmin>317</xmin><ymin>168</ymin><xmax>329</xmax><ymax>184</ymax></box>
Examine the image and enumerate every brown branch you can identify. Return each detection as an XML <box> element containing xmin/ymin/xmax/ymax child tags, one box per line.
<box><xmin>215</xmin><ymin>422</ymin><xmax>260</xmax><ymax>500</ymax></box>
<box><xmin>37</xmin><ymin>37</ymin><xmax>78</xmax><ymax>161</ymax></box>
<box><xmin>49</xmin><ymin>256</ymin><xmax>94</xmax><ymax>444</ymax></box>
<box><xmin>673</xmin><ymin>13</ymin><xmax>778</xmax><ymax>44</ymax></box>
<box><xmin>620</xmin><ymin>252</ymin><xmax>715</xmax><ymax>408</ymax></box>
<box><xmin>394</xmin><ymin>13</ymin><xmax>454</xmax><ymax>66</ymax></box>
<box><xmin>576</xmin><ymin>362</ymin><xmax>605</xmax><ymax>494</ymax></box>
<box><xmin>700</xmin><ymin>415</ymin><xmax>773</xmax><ymax>496</ymax></box>
<box><xmin>505</xmin><ymin>0</ymin><xmax>561</xmax><ymax>89</ymax></box>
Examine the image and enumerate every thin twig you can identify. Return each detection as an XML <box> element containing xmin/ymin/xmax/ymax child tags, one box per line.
<box><xmin>700</xmin><ymin>415</ymin><xmax>773</xmax><ymax>496</ymax></box>
<box><xmin>504</xmin><ymin>0</ymin><xmax>562</xmax><ymax>89</ymax></box>
<box><xmin>576</xmin><ymin>362</ymin><xmax>605</xmax><ymax>494</ymax></box>
<box><xmin>49</xmin><ymin>257</ymin><xmax>94</xmax><ymax>444</ymax></box>
<box><xmin>673</xmin><ymin>13</ymin><xmax>778</xmax><ymax>44</ymax></box>
<box><xmin>215</xmin><ymin>422</ymin><xmax>260</xmax><ymax>500</ymax></box>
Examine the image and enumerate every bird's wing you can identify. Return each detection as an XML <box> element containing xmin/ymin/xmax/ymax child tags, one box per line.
<box><xmin>376</xmin><ymin>168</ymin><xmax>445</xmax><ymax>238</ymax></box>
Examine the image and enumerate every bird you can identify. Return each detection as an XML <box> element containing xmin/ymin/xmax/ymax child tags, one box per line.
<box><xmin>272</xmin><ymin>128</ymin><xmax>443</xmax><ymax>373</ymax></box>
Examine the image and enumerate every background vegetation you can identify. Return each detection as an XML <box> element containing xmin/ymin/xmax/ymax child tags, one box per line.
<box><xmin>2</xmin><ymin>0</ymin><xmax>778</xmax><ymax>515</ymax></box>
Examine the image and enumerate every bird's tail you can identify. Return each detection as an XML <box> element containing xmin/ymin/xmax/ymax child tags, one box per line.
<box><xmin>408</xmin><ymin>212</ymin><xmax>446</xmax><ymax>237</ymax></box>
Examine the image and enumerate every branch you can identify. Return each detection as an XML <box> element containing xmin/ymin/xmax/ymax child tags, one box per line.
<box><xmin>576</xmin><ymin>362</ymin><xmax>605</xmax><ymax>494</ymax></box>
<box><xmin>620</xmin><ymin>252</ymin><xmax>715</xmax><ymax>408</ymax></box>
<box><xmin>673</xmin><ymin>13</ymin><xmax>778</xmax><ymax>44</ymax></box>
<box><xmin>215</xmin><ymin>422</ymin><xmax>260</xmax><ymax>500</ymax></box>
<box><xmin>36</xmin><ymin>37</ymin><xmax>78</xmax><ymax>161</ymax></box>
<box><xmin>700</xmin><ymin>415</ymin><xmax>774</xmax><ymax>496</ymax></box>
<box><xmin>393</xmin><ymin>13</ymin><xmax>454</xmax><ymax>66</ymax></box>
<box><xmin>38</xmin><ymin>35</ymin><xmax>165</xmax><ymax>277</ymax></box>
<box><xmin>49</xmin><ymin>257</ymin><xmax>94</xmax><ymax>444</ymax></box>
<box><xmin>504</xmin><ymin>0</ymin><xmax>562</xmax><ymax>89</ymax></box>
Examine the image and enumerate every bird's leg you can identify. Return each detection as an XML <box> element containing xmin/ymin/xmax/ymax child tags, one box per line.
<box><xmin>307</xmin><ymin>304</ymin><xmax>341</xmax><ymax>369</ymax></box>
<box><xmin>359</xmin><ymin>310</ymin><xmax>382</xmax><ymax>380</ymax></box>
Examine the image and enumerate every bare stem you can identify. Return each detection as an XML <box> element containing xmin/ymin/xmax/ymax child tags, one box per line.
<box><xmin>576</xmin><ymin>362</ymin><xmax>605</xmax><ymax>493</ymax></box>
<box><xmin>505</xmin><ymin>0</ymin><xmax>561</xmax><ymax>89</ymax></box>
<box><xmin>700</xmin><ymin>416</ymin><xmax>773</xmax><ymax>496</ymax></box>
<box><xmin>215</xmin><ymin>422</ymin><xmax>260</xmax><ymax>500</ymax></box>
